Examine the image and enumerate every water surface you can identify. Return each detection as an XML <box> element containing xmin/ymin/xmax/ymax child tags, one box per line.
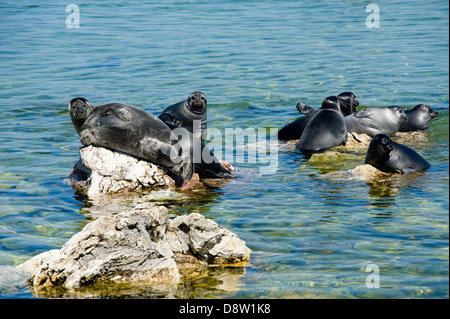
<box><xmin>0</xmin><ymin>0</ymin><xmax>448</xmax><ymax>298</ymax></box>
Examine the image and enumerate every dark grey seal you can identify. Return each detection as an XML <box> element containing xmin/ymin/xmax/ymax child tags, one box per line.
<box><xmin>69</xmin><ymin>97</ymin><xmax>94</xmax><ymax>135</ymax></box>
<box><xmin>365</xmin><ymin>134</ymin><xmax>431</xmax><ymax>174</ymax></box>
<box><xmin>344</xmin><ymin>106</ymin><xmax>408</xmax><ymax>137</ymax></box>
<box><xmin>278</xmin><ymin>92</ymin><xmax>357</xmax><ymax>141</ymax></box>
<box><xmin>69</xmin><ymin>98</ymin><xmax>231</xmax><ymax>180</ymax></box>
<box><xmin>296</xmin><ymin>92</ymin><xmax>359</xmax><ymax>116</ymax></box>
<box><xmin>399</xmin><ymin>104</ymin><xmax>439</xmax><ymax>132</ymax></box>
<box><xmin>69</xmin><ymin>98</ymin><xmax>194</xmax><ymax>181</ymax></box>
<box><xmin>158</xmin><ymin>92</ymin><xmax>207</xmax><ymax>141</ymax></box>
<box><xmin>297</xmin><ymin>96</ymin><xmax>347</xmax><ymax>153</ymax></box>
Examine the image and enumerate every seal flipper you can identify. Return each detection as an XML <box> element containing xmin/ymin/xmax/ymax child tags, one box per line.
<box><xmin>353</xmin><ymin>108</ymin><xmax>373</xmax><ymax>119</ymax></box>
<box><xmin>102</xmin><ymin>106</ymin><xmax>133</xmax><ymax>122</ymax></box>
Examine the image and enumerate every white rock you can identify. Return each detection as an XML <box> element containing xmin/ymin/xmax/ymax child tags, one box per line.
<box><xmin>70</xmin><ymin>146</ymin><xmax>175</xmax><ymax>197</ymax></box>
<box><xmin>18</xmin><ymin>204</ymin><xmax>251</xmax><ymax>290</ymax></box>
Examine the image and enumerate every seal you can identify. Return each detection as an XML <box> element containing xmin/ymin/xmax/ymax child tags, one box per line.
<box><xmin>399</xmin><ymin>104</ymin><xmax>439</xmax><ymax>132</ymax></box>
<box><xmin>73</xmin><ymin>100</ymin><xmax>194</xmax><ymax>181</ymax></box>
<box><xmin>278</xmin><ymin>92</ymin><xmax>358</xmax><ymax>141</ymax></box>
<box><xmin>365</xmin><ymin>134</ymin><xmax>431</xmax><ymax>174</ymax></box>
<box><xmin>344</xmin><ymin>106</ymin><xmax>407</xmax><ymax>136</ymax></box>
<box><xmin>297</xmin><ymin>96</ymin><xmax>347</xmax><ymax>153</ymax></box>
<box><xmin>68</xmin><ymin>97</ymin><xmax>94</xmax><ymax>135</ymax></box>
<box><xmin>158</xmin><ymin>92</ymin><xmax>207</xmax><ymax>141</ymax></box>
<box><xmin>296</xmin><ymin>92</ymin><xmax>359</xmax><ymax>116</ymax></box>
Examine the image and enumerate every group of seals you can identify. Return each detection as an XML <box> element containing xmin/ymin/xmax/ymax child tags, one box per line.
<box><xmin>69</xmin><ymin>92</ymin><xmax>232</xmax><ymax>183</ymax></box>
<box><xmin>278</xmin><ymin>92</ymin><xmax>358</xmax><ymax>141</ymax></box>
<box><xmin>278</xmin><ymin>93</ymin><xmax>438</xmax><ymax>174</ymax></box>
<box><xmin>68</xmin><ymin>91</ymin><xmax>438</xmax><ymax>180</ymax></box>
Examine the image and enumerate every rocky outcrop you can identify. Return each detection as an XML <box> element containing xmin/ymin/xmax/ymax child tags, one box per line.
<box><xmin>70</xmin><ymin>146</ymin><xmax>175</xmax><ymax>196</ymax></box>
<box><xmin>17</xmin><ymin>204</ymin><xmax>251</xmax><ymax>290</ymax></box>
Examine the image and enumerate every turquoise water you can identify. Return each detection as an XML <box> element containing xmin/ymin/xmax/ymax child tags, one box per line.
<box><xmin>0</xmin><ymin>0</ymin><xmax>448</xmax><ymax>298</ymax></box>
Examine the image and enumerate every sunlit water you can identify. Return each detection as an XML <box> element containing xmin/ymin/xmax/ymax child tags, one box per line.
<box><xmin>0</xmin><ymin>0</ymin><xmax>448</xmax><ymax>298</ymax></box>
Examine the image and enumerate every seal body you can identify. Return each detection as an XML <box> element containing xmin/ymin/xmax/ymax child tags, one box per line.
<box><xmin>277</xmin><ymin>108</ymin><xmax>318</xmax><ymax>140</ymax></box>
<box><xmin>365</xmin><ymin>134</ymin><xmax>431</xmax><ymax>174</ymax></box>
<box><xmin>77</xmin><ymin>102</ymin><xmax>194</xmax><ymax>181</ymax></box>
<box><xmin>278</xmin><ymin>92</ymin><xmax>357</xmax><ymax>141</ymax></box>
<box><xmin>399</xmin><ymin>104</ymin><xmax>439</xmax><ymax>132</ymax></box>
<box><xmin>297</xmin><ymin>96</ymin><xmax>347</xmax><ymax>153</ymax></box>
<box><xmin>344</xmin><ymin>106</ymin><xmax>407</xmax><ymax>136</ymax></box>
<box><xmin>158</xmin><ymin>92</ymin><xmax>207</xmax><ymax>141</ymax></box>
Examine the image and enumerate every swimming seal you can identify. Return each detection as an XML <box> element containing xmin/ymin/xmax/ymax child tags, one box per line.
<box><xmin>365</xmin><ymin>134</ymin><xmax>431</xmax><ymax>174</ymax></box>
<box><xmin>399</xmin><ymin>104</ymin><xmax>439</xmax><ymax>132</ymax></box>
<box><xmin>71</xmin><ymin>100</ymin><xmax>194</xmax><ymax>181</ymax></box>
<box><xmin>297</xmin><ymin>96</ymin><xmax>347</xmax><ymax>153</ymax></box>
<box><xmin>278</xmin><ymin>92</ymin><xmax>357</xmax><ymax>141</ymax></box>
<box><xmin>344</xmin><ymin>106</ymin><xmax>407</xmax><ymax>136</ymax></box>
<box><xmin>158</xmin><ymin>92</ymin><xmax>207</xmax><ymax>141</ymax></box>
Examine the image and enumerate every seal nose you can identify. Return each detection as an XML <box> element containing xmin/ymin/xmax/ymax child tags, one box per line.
<box><xmin>431</xmin><ymin>111</ymin><xmax>439</xmax><ymax>118</ymax></box>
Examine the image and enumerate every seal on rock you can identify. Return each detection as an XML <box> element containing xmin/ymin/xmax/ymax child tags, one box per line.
<box><xmin>158</xmin><ymin>92</ymin><xmax>207</xmax><ymax>141</ymax></box>
<box><xmin>365</xmin><ymin>134</ymin><xmax>431</xmax><ymax>174</ymax></box>
<box><xmin>69</xmin><ymin>98</ymin><xmax>231</xmax><ymax>180</ymax></box>
<box><xmin>277</xmin><ymin>105</ymin><xmax>319</xmax><ymax>141</ymax></box>
<box><xmin>399</xmin><ymin>104</ymin><xmax>439</xmax><ymax>132</ymax></box>
<box><xmin>297</xmin><ymin>96</ymin><xmax>347</xmax><ymax>153</ymax></box>
<box><xmin>278</xmin><ymin>92</ymin><xmax>358</xmax><ymax>141</ymax></box>
<box><xmin>296</xmin><ymin>92</ymin><xmax>359</xmax><ymax>116</ymax></box>
<box><xmin>344</xmin><ymin>106</ymin><xmax>408</xmax><ymax>136</ymax></box>
<box><xmin>70</xmin><ymin>99</ymin><xmax>194</xmax><ymax>181</ymax></box>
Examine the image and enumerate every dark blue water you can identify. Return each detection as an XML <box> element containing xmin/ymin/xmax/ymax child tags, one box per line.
<box><xmin>0</xmin><ymin>0</ymin><xmax>448</xmax><ymax>298</ymax></box>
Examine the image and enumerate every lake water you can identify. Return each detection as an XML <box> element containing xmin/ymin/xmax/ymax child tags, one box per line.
<box><xmin>0</xmin><ymin>0</ymin><xmax>448</xmax><ymax>298</ymax></box>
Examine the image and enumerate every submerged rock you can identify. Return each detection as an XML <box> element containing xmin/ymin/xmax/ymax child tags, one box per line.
<box><xmin>17</xmin><ymin>204</ymin><xmax>251</xmax><ymax>291</ymax></box>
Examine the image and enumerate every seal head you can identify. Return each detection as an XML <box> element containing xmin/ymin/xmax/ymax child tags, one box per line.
<box><xmin>399</xmin><ymin>104</ymin><xmax>439</xmax><ymax>132</ymax></box>
<box><xmin>69</xmin><ymin>97</ymin><xmax>94</xmax><ymax>135</ymax></box>
<box><xmin>158</xmin><ymin>92</ymin><xmax>207</xmax><ymax>141</ymax></box>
